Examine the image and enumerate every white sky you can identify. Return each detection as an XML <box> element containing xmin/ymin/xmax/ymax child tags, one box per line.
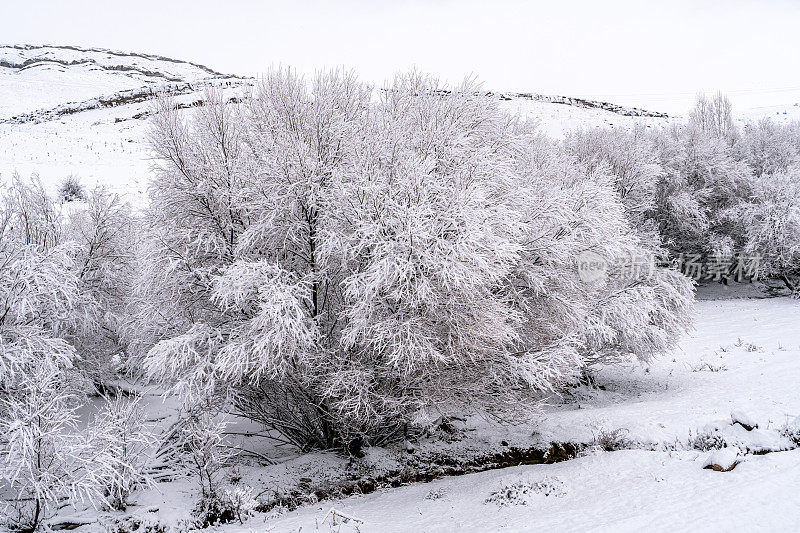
<box><xmin>3</xmin><ymin>0</ymin><xmax>800</xmax><ymax>114</ymax></box>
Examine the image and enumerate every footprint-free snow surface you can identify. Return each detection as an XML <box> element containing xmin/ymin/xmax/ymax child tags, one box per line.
<box><xmin>56</xmin><ymin>293</ymin><xmax>800</xmax><ymax>533</ymax></box>
<box><xmin>226</xmin><ymin>295</ymin><xmax>800</xmax><ymax>532</ymax></box>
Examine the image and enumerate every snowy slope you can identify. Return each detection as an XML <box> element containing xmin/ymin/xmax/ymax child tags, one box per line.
<box><xmin>498</xmin><ymin>97</ymin><xmax>676</xmax><ymax>138</ymax></box>
<box><xmin>0</xmin><ymin>44</ymin><xmax>227</xmax><ymax>119</ymax></box>
<box><xmin>738</xmin><ymin>102</ymin><xmax>800</xmax><ymax>126</ymax></box>
<box><xmin>0</xmin><ymin>45</ymin><xmax>250</xmax><ymax>204</ymax></box>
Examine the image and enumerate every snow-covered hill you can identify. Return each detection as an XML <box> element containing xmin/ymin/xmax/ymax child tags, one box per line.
<box><xmin>0</xmin><ymin>44</ymin><xmax>795</xmax><ymax>206</ymax></box>
<box><xmin>0</xmin><ymin>45</ymin><xmax>251</xmax><ymax>203</ymax></box>
<box><xmin>0</xmin><ymin>44</ymin><xmax>232</xmax><ymax>119</ymax></box>
<box><xmin>497</xmin><ymin>95</ymin><xmax>675</xmax><ymax>138</ymax></box>
<box><xmin>738</xmin><ymin>102</ymin><xmax>800</xmax><ymax>126</ymax></box>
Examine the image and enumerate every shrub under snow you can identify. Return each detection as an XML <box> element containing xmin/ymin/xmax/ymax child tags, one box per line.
<box><xmin>133</xmin><ymin>71</ymin><xmax>694</xmax><ymax>451</ymax></box>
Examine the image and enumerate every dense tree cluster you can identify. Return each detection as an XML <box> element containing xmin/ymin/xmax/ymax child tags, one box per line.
<box><xmin>0</xmin><ymin>177</ymin><xmax>147</xmax><ymax>530</ymax></box>
<box><xmin>131</xmin><ymin>71</ymin><xmax>693</xmax><ymax>451</ymax></box>
<box><xmin>567</xmin><ymin>92</ymin><xmax>800</xmax><ymax>289</ymax></box>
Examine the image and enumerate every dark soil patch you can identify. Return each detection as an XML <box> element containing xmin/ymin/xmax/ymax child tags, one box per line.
<box><xmin>254</xmin><ymin>441</ymin><xmax>584</xmax><ymax>513</ymax></box>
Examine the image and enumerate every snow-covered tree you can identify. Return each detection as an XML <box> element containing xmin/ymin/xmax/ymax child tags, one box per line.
<box><xmin>739</xmin><ymin>118</ymin><xmax>799</xmax><ymax>178</ymax></box>
<box><xmin>736</xmin><ymin>166</ymin><xmax>800</xmax><ymax>291</ymax></box>
<box><xmin>136</xmin><ymin>71</ymin><xmax>694</xmax><ymax>451</ymax></box>
<box><xmin>126</xmin><ymin>88</ymin><xmax>252</xmax><ymax>383</ymax></box>
<box><xmin>564</xmin><ymin>125</ymin><xmax>662</xmax><ymax>229</ymax></box>
<box><xmin>87</xmin><ymin>396</ymin><xmax>155</xmax><ymax>510</ymax></box>
<box><xmin>653</xmin><ymin>120</ymin><xmax>752</xmax><ymax>258</ymax></box>
<box><xmin>134</xmin><ymin>74</ymin><xmax>372</xmax><ymax>446</ymax></box>
<box><xmin>514</xmin><ymin>130</ymin><xmax>693</xmax><ymax>366</ymax></box>
<box><xmin>65</xmin><ymin>188</ymin><xmax>136</xmax><ymax>389</ymax></box>
<box><xmin>0</xmin><ymin>176</ymin><xmax>135</xmax><ymax>379</ymax></box>
<box><xmin>563</xmin><ymin>125</ymin><xmax>667</xmax><ymax>284</ymax></box>
<box><xmin>0</xmin><ymin>177</ymin><xmax>86</xmax><ymax>395</ymax></box>
<box><xmin>0</xmin><ymin>360</ymin><xmax>130</xmax><ymax>531</ymax></box>
<box><xmin>178</xmin><ymin>411</ymin><xmax>231</xmax><ymax>501</ymax></box>
<box><xmin>0</xmin><ymin>177</ymin><xmax>137</xmax><ymax>530</ymax></box>
<box><xmin>689</xmin><ymin>92</ymin><xmax>736</xmax><ymax>142</ymax></box>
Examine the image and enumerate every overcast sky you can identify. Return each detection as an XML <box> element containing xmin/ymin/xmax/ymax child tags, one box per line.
<box><xmin>3</xmin><ymin>0</ymin><xmax>800</xmax><ymax>113</ymax></box>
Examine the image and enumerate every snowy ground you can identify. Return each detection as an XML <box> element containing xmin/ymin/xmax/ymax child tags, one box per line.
<box><xmin>244</xmin><ymin>448</ymin><xmax>800</xmax><ymax>532</ymax></box>
<box><xmin>58</xmin><ymin>290</ymin><xmax>800</xmax><ymax>532</ymax></box>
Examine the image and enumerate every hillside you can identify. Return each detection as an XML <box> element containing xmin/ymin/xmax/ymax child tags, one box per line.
<box><xmin>0</xmin><ymin>44</ymin><xmax>232</xmax><ymax>119</ymax></box>
<box><xmin>0</xmin><ymin>44</ymin><xmax>796</xmax><ymax>206</ymax></box>
<box><xmin>0</xmin><ymin>44</ymin><xmax>251</xmax><ymax>203</ymax></box>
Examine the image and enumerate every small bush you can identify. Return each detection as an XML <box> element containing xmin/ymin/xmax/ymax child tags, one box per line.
<box><xmin>735</xmin><ymin>338</ymin><xmax>761</xmax><ymax>352</ymax></box>
<box><xmin>485</xmin><ymin>477</ymin><xmax>565</xmax><ymax>506</ymax></box>
<box><xmin>691</xmin><ymin>362</ymin><xmax>727</xmax><ymax>372</ymax></box>
<box><xmin>193</xmin><ymin>493</ymin><xmax>237</xmax><ymax>528</ymax></box>
<box><xmin>102</xmin><ymin>516</ymin><xmax>168</xmax><ymax>533</ymax></box>
<box><xmin>690</xmin><ymin>428</ymin><xmax>727</xmax><ymax>451</ymax></box>
<box><xmin>90</xmin><ymin>396</ymin><xmax>155</xmax><ymax>511</ymax></box>
<box><xmin>592</xmin><ymin>427</ymin><xmax>632</xmax><ymax>451</ymax></box>
<box><xmin>193</xmin><ymin>486</ymin><xmax>258</xmax><ymax>527</ymax></box>
<box><xmin>425</xmin><ymin>487</ymin><xmax>447</xmax><ymax>500</ymax></box>
<box><xmin>178</xmin><ymin>412</ymin><xmax>232</xmax><ymax>500</ymax></box>
<box><xmin>58</xmin><ymin>175</ymin><xmax>87</xmax><ymax>202</ymax></box>
<box><xmin>780</xmin><ymin>417</ymin><xmax>800</xmax><ymax>446</ymax></box>
<box><xmin>221</xmin><ymin>486</ymin><xmax>259</xmax><ymax>523</ymax></box>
